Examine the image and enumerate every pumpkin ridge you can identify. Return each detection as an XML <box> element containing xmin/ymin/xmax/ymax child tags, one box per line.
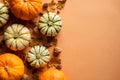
<box><xmin>53</xmin><ymin>20</ymin><xmax>61</xmax><ymax>23</ymax></box>
<box><xmin>4</xmin><ymin>37</ymin><xmax>13</xmax><ymax>41</ymax></box>
<box><xmin>0</xmin><ymin>12</ymin><xmax>8</xmax><ymax>15</ymax></box>
<box><xmin>29</xmin><ymin>50</ymin><xmax>36</xmax><ymax>55</ymax></box>
<box><xmin>0</xmin><ymin>18</ymin><xmax>7</xmax><ymax>25</ymax></box>
<box><xmin>7</xmin><ymin>39</ymin><xmax>14</xmax><ymax>49</ymax></box>
<box><xmin>30</xmin><ymin>0</ymin><xmax>42</xmax><ymax>3</ymax></box>
<box><xmin>40</xmin><ymin>57</ymin><xmax>49</xmax><ymax>63</ymax></box>
<box><xmin>18</xmin><ymin>25</ymin><xmax>24</xmax><ymax>35</ymax></box>
<box><xmin>41</xmin><ymin>16</ymin><xmax>49</xmax><ymax>22</ymax></box>
<box><xmin>48</xmin><ymin>13</ymin><xmax>52</xmax><ymax>21</ymax></box>
<box><xmin>40</xmin><ymin>46</ymin><xmax>46</xmax><ymax>53</ymax></box>
<box><xmin>51</xmin><ymin>13</ymin><xmax>56</xmax><ymax>21</ymax></box>
<box><xmin>18</xmin><ymin>39</ymin><xmax>28</xmax><ymax>47</ymax></box>
<box><xmin>34</xmin><ymin>46</ymin><xmax>40</xmax><ymax>55</ymax></box>
<box><xmin>29</xmin><ymin>2</ymin><xmax>40</xmax><ymax>13</ymax></box>
<box><xmin>11</xmin><ymin>25</ymin><xmax>16</xmax><ymax>34</ymax></box>
<box><xmin>0</xmin><ymin>14</ymin><xmax>8</xmax><ymax>21</ymax></box>
<box><xmin>19</xmin><ymin>36</ymin><xmax>30</xmax><ymax>42</ymax></box>
<box><xmin>0</xmin><ymin>5</ymin><xmax>5</xmax><ymax>11</ymax></box>
<box><xmin>26</xmin><ymin>2</ymin><xmax>30</xmax><ymax>20</ymax></box>
<box><xmin>26</xmin><ymin>3</ymin><xmax>37</xmax><ymax>20</ymax></box>
<box><xmin>9</xmin><ymin>68</ymin><xmax>22</xmax><ymax>80</ymax></box>
<box><xmin>46</xmin><ymin>27</ymin><xmax>52</xmax><ymax>36</ymax></box>
<box><xmin>0</xmin><ymin>19</ymin><xmax>4</xmax><ymax>24</ymax></box>
<box><xmin>41</xmin><ymin>49</ymin><xmax>49</xmax><ymax>56</ymax></box>
<box><xmin>41</xmin><ymin>50</ymin><xmax>49</xmax><ymax>56</ymax></box>
<box><xmin>5</xmin><ymin>31</ymin><xmax>14</xmax><ymax>36</ymax></box>
<box><xmin>46</xmin><ymin>27</ymin><xmax>50</xmax><ymax>36</ymax></box>
<box><xmin>15</xmin><ymin>40</ymin><xmax>19</xmax><ymax>50</ymax></box>
<box><xmin>19</xmin><ymin>32</ymin><xmax>30</xmax><ymax>36</ymax></box>
<box><xmin>11</xmin><ymin>40</ymin><xmax>17</xmax><ymax>51</ymax></box>
<box><xmin>40</xmin><ymin>27</ymin><xmax>48</xmax><ymax>35</ymax></box>
<box><xmin>38</xmin><ymin>24</ymin><xmax>47</xmax><ymax>29</ymax></box>
<box><xmin>11</xmin><ymin>4</ymin><xmax>23</xmax><ymax>18</ymax></box>
<box><xmin>0</xmin><ymin>8</ymin><xmax>8</xmax><ymax>15</ymax></box>
<box><xmin>51</xmin><ymin>27</ymin><xmax>56</xmax><ymax>36</ymax></box>
<box><xmin>40</xmin><ymin>20</ymin><xmax>47</xmax><ymax>24</ymax></box>
<box><xmin>0</xmin><ymin>59</ymin><xmax>5</xmax><ymax>66</ymax></box>
<box><xmin>20</xmin><ymin>3</ymin><xmax>29</xmax><ymax>20</ymax></box>
<box><xmin>28</xmin><ymin>2</ymin><xmax>38</xmax><ymax>15</ymax></box>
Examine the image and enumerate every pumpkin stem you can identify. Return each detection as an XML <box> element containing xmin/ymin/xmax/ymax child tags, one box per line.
<box><xmin>4</xmin><ymin>66</ymin><xmax>8</xmax><ymax>71</ymax></box>
<box><xmin>48</xmin><ymin>21</ymin><xmax>53</xmax><ymax>26</ymax></box>
<box><xmin>13</xmin><ymin>34</ymin><xmax>19</xmax><ymax>39</ymax></box>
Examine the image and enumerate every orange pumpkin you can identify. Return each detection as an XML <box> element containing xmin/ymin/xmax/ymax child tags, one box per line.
<box><xmin>0</xmin><ymin>53</ymin><xmax>24</xmax><ymax>80</ymax></box>
<box><xmin>40</xmin><ymin>68</ymin><xmax>67</xmax><ymax>80</ymax></box>
<box><xmin>9</xmin><ymin>0</ymin><xmax>42</xmax><ymax>20</ymax></box>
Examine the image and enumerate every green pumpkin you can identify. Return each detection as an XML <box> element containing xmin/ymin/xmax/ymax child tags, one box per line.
<box><xmin>39</xmin><ymin>12</ymin><xmax>62</xmax><ymax>37</ymax></box>
<box><xmin>4</xmin><ymin>24</ymin><xmax>31</xmax><ymax>51</ymax></box>
<box><xmin>0</xmin><ymin>2</ymin><xmax>9</xmax><ymax>27</ymax></box>
<box><xmin>27</xmin><ymin>45</ymin><xmax>50</xmax><ymax>68</ymax></box>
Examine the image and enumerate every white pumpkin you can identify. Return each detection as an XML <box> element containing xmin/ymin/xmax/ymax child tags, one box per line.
<box><xmin>4</xmin><ymin>24</ymin><xmax>31</xmax><ymax>51</ymax></box>
<box><xmin>0</xmin><ymin>2</ymin><xmax>9</xmax><ymax>27</ymax></box>
<box><xmin>38</xmin><ymin>12</ymin><xmax>62</xmax><ymax>37</ymax></box>
<box><xmin>27</xmin><ymin>45</ymin><xmax>50</xmax><ymax>68</ymax></box>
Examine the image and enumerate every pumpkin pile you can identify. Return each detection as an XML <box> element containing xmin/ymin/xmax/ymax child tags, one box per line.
<box><xmin>0</xmin><ymin>0</ymin><xmax>67</xmax><ymax>80</ymax></box>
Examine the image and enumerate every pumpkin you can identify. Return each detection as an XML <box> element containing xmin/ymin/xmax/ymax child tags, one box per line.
<box><xmin>0</xmin><ymin>53</ymin><xmax>24</xmax><ymax>80</ymax></box>
<box><xmin>27</xmin><ymin>45</ymin><xmax>50</xmax><ymax>68</ymax></box>
<box><xmin>4</xmin><ymin>24</ymin><xmax>31</xmax><ymax>51</ymax></box>
<box><xmin>40</xmin><ymin>68</ymin><xmax>67</xmax><ymax>80</ymax></box>
<box><xmin>0</xmin><ymin>2</ymin><xmax>9</xmax><ymax>27</ymax></box>
<box><xmin>39</xmin><ymin>12</ymin><xmax>62</xmax><ymax>37</ymax></box>
<box><xmin>9</xmin><ymin>0</ymin><xmax>42</xmax><ymax>20</ymax></box>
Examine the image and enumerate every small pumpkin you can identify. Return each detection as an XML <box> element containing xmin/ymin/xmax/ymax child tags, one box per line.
<box><xmin>0</xmin><ymin>2</ymin><xmax>9</xmax><ymax>27</ymax></box>
<box><xmin>40</xmin><ymin>68</ymin><xmax>67</xmax><ymax>80</ymax></box>
<box><xmin>9</xmin><ymin>0</ymin><xmax>42</xmax><ymax>20</ymax></box>
<box><xmin>0</xmin><ymin>53</ymin><xmax>24</xmax><ymax>80</ymax></box>
<box><xmin>4</xmin><ymin>24</ymin><xmax>31</xmax><ymax>51</ymax></box>
<box><xmin>39</xmin><ymin>12</ymin><xmax>62</xmax><ymax>37</ymax></box>
<box><xmin>27</xmin><ymin>45</ymin><xmax>50</xmax><ymax>68</ymax></box>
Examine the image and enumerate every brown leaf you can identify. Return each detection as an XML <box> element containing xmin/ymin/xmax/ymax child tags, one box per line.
<box><xmin>30</xmin><ymin>38</ymin><xmax>41</xmax><ymax>47</ymax></box>
<box><xmin>57</xmin><ymin>0</ymin><xmax>67</xmax><ymax>10</ymax></box>
<box><xmin>48</xmin><ymin>0</ymin><xmax>56</xmax><ymax>12</ymax></box>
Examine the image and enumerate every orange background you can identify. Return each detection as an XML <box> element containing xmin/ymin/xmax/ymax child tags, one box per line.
<box><xmin>56</xmin><ymin>0</ymin><xmax>120</xmax><ymax>80</ymax></box>
<box><xmin>1</xmin><ymin>0</ymin><xmax>120</xmax><ymax>80</ymax></box>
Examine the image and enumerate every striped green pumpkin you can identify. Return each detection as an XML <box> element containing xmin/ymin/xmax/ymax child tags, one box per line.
<box><xmin>4</xmin><ymin>24</ymin><xmax>31</xmax><ymax>51</ymax></box>
<box><xmin>0</xmin><ymin>2</ymin><xmax>9</xmax><ymax>27</ymax></box>
<box><xmin>39</xmin><ymin>12</ymin><xmax>62</xmax><ymax>37</ymax></box>
<box><xmin>27</xmin><ymin>45</ymin><xmax>50</xmax><ymax>68</ymax></box>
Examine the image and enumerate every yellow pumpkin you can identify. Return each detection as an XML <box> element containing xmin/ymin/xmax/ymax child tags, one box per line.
<box><xmin>0</xmin><ymin>53</ymin><xmax>24</xmax><ymax>80</ymax></box>
<box><xmin>40</xmin><ymin>68</ymin><xmax>67</xmax><ymax>80</ymax></box>
<box><xmin>9</xmin><ymin>0</ymin><xmax>42</xmax><ymax>20</ymax></box>
<box><xmin>4</xmin><ymin>24</ymin><xmax>31</xmax><ymax>51</ymax></box>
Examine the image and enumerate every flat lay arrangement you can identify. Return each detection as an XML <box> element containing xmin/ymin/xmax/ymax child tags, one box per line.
<box><xmin>0</xmin><ymin>0</ymin><xmax>67</xmax><ymax>80</ymax></box>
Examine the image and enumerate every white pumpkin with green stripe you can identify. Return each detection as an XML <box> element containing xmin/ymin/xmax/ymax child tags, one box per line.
<box><xmin>39</xmin><ymin>12</ymin><xmax>62</xmax><ymax>37</ymax></box>
<box><xmin>0</xmin><ymin>2</ymin><xmax>9</xmax><ymax>27</ymax></box>
<box><xmin>27</xmin><ymin>45</ymin><xmax>50</xmax><ymax>68</ymax></box>
<box><xmin>4</xmin><ymin>24</ymin><xmax>31</xmax><ymax>51</ymax></box>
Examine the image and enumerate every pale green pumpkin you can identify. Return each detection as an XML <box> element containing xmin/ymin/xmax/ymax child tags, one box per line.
<box><xmin>39</xmin><ymin>12</ymin><xmax>62</xmax><ymax>37</ymax></box>
<box><xmin>4</xmin><ymin>24</ymin><xmax>31</xmax><ymax>51</ymax></box>
<box><xmin>27</xmin><ymin>45</ymin><xmax>50</xmax><ymax>68</ymax></box>
<box><xmin>0</xmin><ymin>2</ymin><xmax>9</xmax><ymax>27</ymax></box>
